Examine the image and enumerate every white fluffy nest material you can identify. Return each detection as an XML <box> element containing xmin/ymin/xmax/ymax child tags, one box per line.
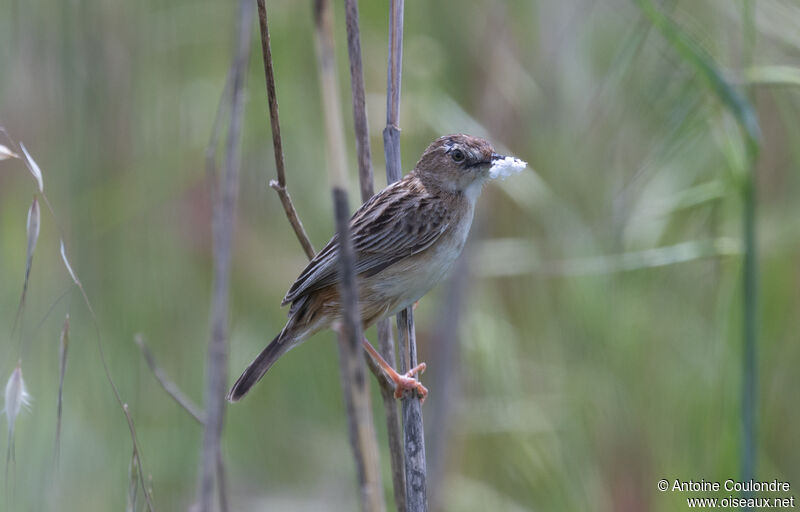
<box><xmin>488</xmin><ymin>156</ymin><xmax>527</xmax><ymax>180</ymax></box>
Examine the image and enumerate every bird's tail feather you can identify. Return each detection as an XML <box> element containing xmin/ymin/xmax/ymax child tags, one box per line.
<box><xmin>226</xmin><ymin>333</ymin><xmax>294</xmax><ymax>402</ymax></box>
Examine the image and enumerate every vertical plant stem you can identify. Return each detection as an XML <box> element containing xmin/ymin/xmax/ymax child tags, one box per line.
<box><xmin>384</xmin><ymin>1</ymin><xmax>428</xmax><ymax>510</ymax></box>
<box><xmin>344</xmin><ymin>0</ymin><xmax>374</xmax><ymax>204</ymax></box>
<box><xmin>333</xmin><ymin>189</ymin><xmax>386</xmax><ymax>512</ymax></box>
<box><xmin>740</xmin><ymin>1</ymin><xmax>757</xmax><ymax>504</ymax></box>
<box><xmin>216</xmin><ymin>449</ymin><xmax>230</xmax><ymax>512</ymax></box>
<box><xmin>396</xmin><ymin>310</ymin><xmax>427</xmax><ymax>512</ymax></box>
<box><xmin>343</xmin><ymin>0</ymin><xmax>406</xmax><ymax>508</ymax></box>
<box><xmin>383</xmin><ymin>0</ymin><xmax>404</xmax><ymax>184</ymax></box>
<box><xmin>314</xmin><ymin>1</ymin><xmax>385</xmax><ymax>511</ymax></box>
<box><xmin>313</xmin><ymin>0</ymin><xmax>349</xmax><ymax>190</ymax></box>
<box><xmin>741</xmin><ymin>176</ymin><xmax>757</xmax><ymax>494</ymax></box>
<box><xmin>55</xmin><ymin>314</ymin><xmax>70</xmax><ymax>465</ymax></box>
<box><xmin>376</xmin><ymin>320</ymin><xmax>406</xmax><ymax>512</ymax></box>
<box><xmin>197</xmin><ymin>1</ymin><xmax>250</xmax><ymax>510</ymax></box>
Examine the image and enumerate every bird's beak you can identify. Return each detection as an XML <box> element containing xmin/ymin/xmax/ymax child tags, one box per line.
<box><xmin>491</xmin><ymin>153</ymin><xmax>505</xmax><ymax>163</ymax></box>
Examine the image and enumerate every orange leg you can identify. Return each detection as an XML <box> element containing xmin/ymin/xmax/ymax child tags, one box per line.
<box><xmin>361</xmin><ymin>337</ymin><xmax>428</xmax><ymax>402</ymax></box>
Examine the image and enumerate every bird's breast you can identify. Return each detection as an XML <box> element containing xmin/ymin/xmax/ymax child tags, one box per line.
<box><xmin>364</xmin><ymin>201</ymin><xmax>475</xmax><ymax>317</ymax></box>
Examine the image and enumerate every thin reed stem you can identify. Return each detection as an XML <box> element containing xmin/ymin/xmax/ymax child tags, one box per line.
<box><xmin>196</xmin><ymin>1</ymin><xmax>250</xmax><ymax>510</ymax></box>
<box><xmin>383</xmin><ymin>0</ymin><xmax>404</xmax><ymax>184</ymax></box>
<box><xmin>383</xmin><ymin>1</ymin><xmax>428</xmax><ymax>509</ymax></box>
<box><xmin>343</xmin><ymin>0</ymin><xmax>406</xmax><ymax>508</ymax></box>
<box><xmin>313</xmin><ymin>0</ymin><xmax>385</xmax><ymax>510</ymax></box>
<box><xmin>396</xmin><ymin>309</ymin><xmax>427</xmax><ymax>512</ymax></box>
<box><xmin>344</xmin><ymin>0</ymin><xmax>374</xmax><ymax>203</ymax></box>
<box><xmin>376</xmin><ymin>320</ymin><xmax>406</xmax><ymax>512</ymax></box>
<box><xmin>256</xmin><ymin>0</ymin><xmax>316</xmax><ymax>260</ymax></box>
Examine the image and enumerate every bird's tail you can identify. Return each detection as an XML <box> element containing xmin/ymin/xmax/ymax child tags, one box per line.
<box><xmin>226</xmin><ymin>332</ymin><xmax>295</xmax><ymax>402</ymax></box>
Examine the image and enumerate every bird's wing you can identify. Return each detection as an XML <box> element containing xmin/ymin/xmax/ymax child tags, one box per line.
<box><xmin>281</xmin><ymin>175</ymin><xmax>452</xmax><ymax>305</ymax></box>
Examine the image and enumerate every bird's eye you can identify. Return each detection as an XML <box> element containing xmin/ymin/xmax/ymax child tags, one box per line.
<box><xmin>451</xmin><ymin>149</ymin><xmax>465</xmax><ymax>163</ymax></box>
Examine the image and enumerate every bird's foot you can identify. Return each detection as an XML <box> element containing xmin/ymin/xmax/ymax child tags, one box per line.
<box><xmin>360</xmin><ymin>336</ymin><xmax>428</xmax><ymax>403</ymax></box>
<box><xmin>391</xmin><ymin>362</ymin><xmax>428</xmax><ymax>402</ymax></box>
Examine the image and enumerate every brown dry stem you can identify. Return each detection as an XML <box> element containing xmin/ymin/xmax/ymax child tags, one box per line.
<box><xmin>256</xmin><ymin>0</ymin><xmax>315</xmax><ymax>260</ymax></box>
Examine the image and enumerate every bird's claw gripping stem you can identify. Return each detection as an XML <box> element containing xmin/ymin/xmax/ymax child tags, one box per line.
<box><xmin>392</xmin><ymin>362</ymin><xmax>428</xmax><ymax>402</ymax></box>
<box><xmin>359</xmin><ymin>335</ymin><xmax>428</xmax><ymax>403</ymax></box>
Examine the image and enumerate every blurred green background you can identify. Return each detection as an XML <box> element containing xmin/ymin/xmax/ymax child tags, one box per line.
<box><xmin>1</xmin><ymin>0</ymin><xmax>799</xmax><ymax>510</ymax></box>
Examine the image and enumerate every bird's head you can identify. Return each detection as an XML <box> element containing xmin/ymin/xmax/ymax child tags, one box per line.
<box><xmin>413</xmin><ymin>134</ymin><xmax>526</xmax><ymax>198</ymax></box>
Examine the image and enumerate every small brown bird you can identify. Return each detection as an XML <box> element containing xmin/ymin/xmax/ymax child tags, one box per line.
<box><xmin>227</xmin><ymin>134</ymin><xmax>526</xmax><ymax>402</ymax></box>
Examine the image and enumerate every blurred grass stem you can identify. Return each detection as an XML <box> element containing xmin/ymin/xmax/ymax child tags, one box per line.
<box><xmin>740</xmin><ymin>0</ymin><xmax>758</xmax><ymax>501</ymax></box>
<box><xmin>474</xmin><ymin>238</ymin><xmax>742</xmax><ymax>277</ymax></box>
<box><xmin>12</xmin><ymin>142</ymin><xmax>156</xmax><ymax>509</ymax></box>
<box><xmin>2</xmin><ymin>130</ymin><xmax>154</xmax><ymax>508</ymax></box>
<box><xmin>55</xmin><ymin>315</ymin><xmax>69</xmax><ymax>464</ymax></box>
<box><xmin>196</xmin><ymin>0</ymin><xmax>250</xmax><ymax>510</ymax></box>
<box><xmin>638</xmin><ymin>1</ymin><xmax>761</xmax><ymax>501</ymax></box>
<box><xmin>135</xmin><ymin>335</ymin><xmax>205</xmax><ymax>425</ymax></box>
